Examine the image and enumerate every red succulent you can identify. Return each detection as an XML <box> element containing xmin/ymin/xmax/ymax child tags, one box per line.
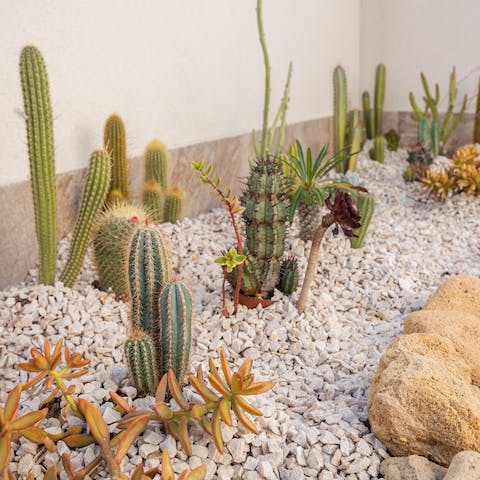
<box><xmin>325</xmin><ymin>190</ymin><xmax>361</xmax><ymax>237</ymax></box>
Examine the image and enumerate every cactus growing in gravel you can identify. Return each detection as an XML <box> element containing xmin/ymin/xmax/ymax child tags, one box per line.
<box><xmin>142</xmin><ymin>180</ymin><xmax>164</xmax><ymax>223</ymax></box>
<box><xmin>362</xmin><ymin>64</ymin><xmax>386</xmax><ymax>139</ymax></box>
<box><xmin>128</xmin><ymin>226</ymin><xmax>171</xmax><ymax>332</ymax></box>
<box><xmin>164</xmin><ymin>187</ymin><xmax>183</xmax><ymax>223</ymax></box>
<box><xmin>20</xmin><ymin>45</ymin><xmax>57</xmax><ymax>285</ymax></box>
<box><xmin>369</xmin><ymin>136</ymin><xmax>385</xmax><ymax>163</ymax></box>
<box><xmin>60</xmin><ymin>150</ymin><xmax>111</xmax><ymax>287</ymax></box>
<box><xmin>104</xmin><ymin>113</ymin><xmax>129</xmax><ymax>201</ymax></box>
<box><xmin>349</xmin><ymin>193</ymin><xmax>375</xmax><ymax>249</ymax></box>
<box><xmin>155</xmin><ymin>281</ymin><xmax>193</xmax><ymax>384</ymax></box>
<box><xmin>277</xmin><ymin>257</ymin><xmax>299</xmax><ymax>295</ymax></box>
<box><xmin>385</xmin><ymin>129</ymin><xmax>400</xmax><ymax>152</ymax></box>
<box><xmin>145</xmin><ymin>139</ymin><xmax>169</xmax><ymax>188</ymax></box>
<box><xmin>93</xmin><ymin>203</ymin><xmax>147</xmax><ymax>297</ymax></box>
<box><xmin>124</xmin><ymin>331</ymin><xmax>158</xmax><ymax>394</ymax></box>
<box><xmin>240</xmin><ymin>156</ymin><xmax>290</xmax><ymax>297</ymax></box>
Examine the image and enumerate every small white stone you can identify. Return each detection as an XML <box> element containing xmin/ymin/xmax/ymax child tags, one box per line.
<box><xmin>139</xmin><ymin>443</ymin><xmax>159</xmax><ymax>458</ymax></box>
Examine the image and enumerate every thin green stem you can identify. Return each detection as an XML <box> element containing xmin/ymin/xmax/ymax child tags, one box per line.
<box><xmin>52</xmin><ymin>372</ymin><xmax>84</xmax><ymax>419</ymax></box>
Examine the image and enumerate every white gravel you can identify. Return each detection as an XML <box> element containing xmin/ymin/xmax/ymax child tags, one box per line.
<box><xmin>1</xmin><ymin>148</ymin><xmax>480</xmax><ymax>479</ymax></box>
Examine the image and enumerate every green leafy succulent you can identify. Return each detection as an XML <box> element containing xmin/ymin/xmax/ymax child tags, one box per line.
<box><xmin>215</xmin><ymin>248</ymin><xmax>246</xmax><ymax>273</ymax></box>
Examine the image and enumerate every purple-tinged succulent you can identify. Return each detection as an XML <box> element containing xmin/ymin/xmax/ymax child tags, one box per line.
<box><xmin>325</xmin><ymin>191</ymin><xmax>361</xmax><ymax>237</ymax></box>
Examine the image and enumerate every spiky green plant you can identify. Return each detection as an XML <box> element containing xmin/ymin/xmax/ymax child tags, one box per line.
<box><xmin>385</xmin><ymin>129</ymin><xmax>400</xmax><ymax>151</ymax></box>
<box><xmin>240</xmin><ymin>156</ymin><xmax>290</xmax><ymax>297</ymax></box>
<box><xmin>362</xmin><ymin>64</ymin><xmax>386</xmax><ymax>139</ymax></box>
<box><xmin>128</xmin><ymin>226</ymin><xmax>171</xmax><ymax>332</ymax></box>
<box><xmin>154</xmin><ymin>282</ymin><xmax>193</xmax><ymax>384</ymax></box>
<box><xmin>60</xmin><ymin>150</ymin><xmax>111</xmax><ymax>287</ymax></box>
<box><xmin>93</xmin><ymin>203</ymin><xmax>148</xmax><ymax>297</ymax></box>
<box><xmin>104</xmin><ymin>113</ymin><xmax>129</xmax><ymax>201</ymax></box>
<box><xmin>362</xmin><ymin>92</ymin><xmax>375</xmax><ymax>140</ymax></box>
<box><xmin>349</xmin><ymin>193</ymin><xmax>375</xmax><ymax>249</ymax></box>
<box><xmin>409</xmin><ymin>67</ymin><xmax>467</xmax><ymax>155</ymax></box>
<box><xmin>277</xmin><ymin>257</ymin><xmax>299</xmax><ymax>295</ymax></box>
<box><xmin>347</xmin><ymin>111</ymin><xmax>362</xmax><ymax>171</ymax></box>
<box><xmin>369</xmin><ymin>136</ymin><xmax>385</xmax><ymax>163</ymax></box>
<box><xmin>125</xmin><ymin>331</ymin><xmax>158</xmax><ymax>394</ymax></box>
<box><xmin>164</xmin><ymin>187</ymin><xmax>183</xmax><ymax>223</ymax></box>
<box><xmin>142</xmin><ymin>180</ymin><xmax>164</xmax><ymax>223</ymax></box>
<box><xmin>20</xmin><ymin>45</ymin><xmax>57</xmax><ymax>285</ymax></box>
<box><xmin>144</xmin><ymin>139</ymin><xmax>169</xmax><ymax>189</ymax></box>
<box><xmin>106</xmin><ymin>189</ymin><xmax>124</xmax><ymax>206</ymax></box>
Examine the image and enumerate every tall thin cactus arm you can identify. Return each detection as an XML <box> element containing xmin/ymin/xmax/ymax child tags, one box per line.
<box><xmin>60</xmin><ymin>150</ymin><xmax>111</xmax><ymax>287</ymax></box>
<box><xmin>475</xmin><ymin>79</ymin><xmax>480</xmax><ymax>144</ymax></box>
<box><xmin>362</xmin><ymin>91</ymin><xmax>374</xmax><ymax>140</ymax></box>
<box><xmin>347</xmin><ymin>111</ymin><xmax>362</xmax><ymax>171</ymax></box>
<box><xmin>374</xmin><ymin>63</ymin><xmax>386</xmax><ymax>135</ymax></box>
<box><xmin>333</xmin><ymin>66</ymin><xmax>347</xmax><ymax>172</ymax></box>
<box><xmin>20</xmin><ymin>45</ymin><xmax>57</xmax><ymax>285</ymax></box>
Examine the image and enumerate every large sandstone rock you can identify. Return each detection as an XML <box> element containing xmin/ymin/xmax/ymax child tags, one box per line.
<box><xmin>368</xmin><ymin>333</ymin><xmax>480</xmax><ymax>466</ymax></box>
<box><xmin>444</xmin><ymin>451</ymin><xmax>480</xmax><ymax>480</ymax></box>
<box><xmin>404</xmin><ymin>310</ymin><xmax>480</xmax><ymax>386</ymax></box>
<box><xmin>380</xmin><ymin>455</ymin><xmax>446</xmax><ymax>480</ymax></box>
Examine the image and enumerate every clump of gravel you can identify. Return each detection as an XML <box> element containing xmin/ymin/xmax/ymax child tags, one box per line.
<box><xmin>1</xmin><ymin>148</ymin><xmax>479</xmax><ymax>479</ymax></box>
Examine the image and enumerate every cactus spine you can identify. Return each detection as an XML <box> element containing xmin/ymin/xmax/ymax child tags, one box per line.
<box><xmin>104</xmin><ymin>114</ymin><xmax>129</xmax><ymax>201</ymax></box>
<box><xmin>350</xmin><ymin>194</ymin><xmax>375</xmax><ymax>249</ymax></box>
<box><xmin>333</xmin><ymin>66</ymin><xmax>347</xmax><ymax>172</ymax></box>
<box><xmin>20</xmin><ymin>45</ymin><xmax>57</xmax><ymax>285</ymax></box>
<box><xmin>142</xmin><ymin>180</ymin><xmax>164</xmax><ymax>223</ymax></box>
<box><xmin>474</xmin><ymin>79</ymin><xmax>480</xmax><ymax>144</ymax></box>
<box><xmin>128</xmin><ymin>226</ymin><xmax>171</xmax><ymax>332</ymax></box>
<box><xmin>277</xmin><ymin>257</ymin><xmax>299</xmax><ymax>295</ymax></box>
<box><xmin>374</xmin><ymin>64</ymin><xmax>386</xmax><ymax>136</ymax></box>
<box><xmin>144</xmin><ymin>140</ymin><xmax>169</xmax><ymax>188</ymax></box>
<box><xmin>60</xmin><ymin>150</ymin><xmax>111</xmax><ymax>287</ymax></box>
<box><xmin>240</xmin><ymin>157</ymin><xmax>290</xmax><ymax>297</ymax></box>
<box><xmin>155</xmin><ymin>282</ymin><xmax>193</xmax><ymax>383</ymax></box>
<box><xmin>93</xmin><ymin>203</ymin><xmax>148</xmax><ymax>297</ymax></box>
<box><xmin>124</xmin><ymin>331</ymin><xmax>158</xmax><ymax>394</ymax></box>
<box><xmin>164</xmin><ymin>187</ymin><xmax>183</xmax><ymax>223</ymax></box>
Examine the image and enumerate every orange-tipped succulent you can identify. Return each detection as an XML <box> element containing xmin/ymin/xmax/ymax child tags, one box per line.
<box><xmin>18</xmin><ymin>338</ymin><xmax>89</xmax><ymax>418</ymax></box>
<box><xmin>116</xmin><ymin>348</ymin><xmax>275</xmax><ymax>456</ymax></box>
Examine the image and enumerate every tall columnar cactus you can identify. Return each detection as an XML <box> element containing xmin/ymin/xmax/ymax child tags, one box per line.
<box><xmin>347</xmin><ymin>111</ymin><xmax>362</xmax><ymax>171</ymax></box>
<box><xmin>144</xmin><ymin>139</ymin><xmax>169</xmax><ymax>189</ymax></box>
<box><xmin>333</xmin><ymin>66</ymin><xmax>347</xmax><ymax>171</ymax></box>
<box><xmin>362</xmin><ymin>92</ymin><xmax>375</xmax><ymax>140</ymax></box>
<box><xmin>128</xmin><ymin>226</ymin><xmax>171</xmax><ymax>332</ymax></box>
<box><xmin>240</xmin><ymin>157</ymin><xmax>290</xmax><ymax>297</ymax></box>
<box><xmin>350</xmin><ymin>193</ymin><xmax>375</xmax><ymax>249</ymax></box>
<box><xmin>474</xmin><ymin>79</ymin><xmax>480</xmax><ymax>144</ymax></box>
<box><xmin>20</xmin><ymin>45</ymin><xmax>57</xmax><ymax>285</ymax></box>
<box><xmin>60</xmin><ymin>150</ymin><xmax>111</xmax><ymax>287</ymax></box>
<box><xmin>154</xmin><ymin>281</ymin><xmax>193</xmax><ymax>383</ymax></box>
<box><xmin>124</xmin><ymin>331</ymin><xmax>158</xmax><ymax>394</ymax></box>
<box><xmin>104</xmin><ymin>113</ymin><xmax>129</xmax><ymax>201</ymax></box>
<box><xmin>142</xmin><ymin>180</ymin><xmax>164</xmax><ymax>223</ymax></box>
<box><xmin>93</xmin><ymin>203</ymin><xmax>148</xmax><ymax>297</ymax></box>
<box><xmin>164</xmin><ymin>187</ymin><xmax>183</xmax><ymax>223</ymax></box>
<box><xmin>362</xmin><ymin>63</ymin><xmax>386</xmax><ymax>139</ymax></box>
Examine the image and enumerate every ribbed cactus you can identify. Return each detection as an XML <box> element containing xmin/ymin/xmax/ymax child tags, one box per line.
<box><xmin>154</xmin><ymin>282</ymin><xmax>192</xmax><ymax>383</ymax></box>
<box><xmin>350</xmin><ymin>193</ymin><xmax>375</xmax><ymax>249</ymax></box>
<box><xmin>277</xmin><ymin>257</ymin><xmax>299</xmax><ymax>295</ymax></box>
<box><xmin>164</xmin><ymin>187</ymin><xmax>183</xmax><ymax>223</ymax></box>
<box><xmin>124</xmin><ymin>331</ymin><xmax>158</xmax><ymax>394</ymax></box>
<box><xmin>240</xmin><ymin>157</ymin><xmax>290</xmax><ymax>297</ymax></box>
<box><xmin>369</xmin><ymin>136</ymin><xmax>385</xmax><ymax>163</ymax></box>
<box><xmin>145</xmin><ymin>140</ymin><xmax>169</xmax><ymax>189</ymax></box>
<box><xmin>20</xmin><ymin>45</ymin><xmax>57</xmax><ymax>285</ymax></box>
<box><xmin>104</xmin><ymin>113</ymin><xmax>129</xmax><ymax>201</ymax></box>
<box><xmin>374</xmin><ymin>63</ymin><xmax>386</xmax><ymax>136</ymax></box>
<box><xmin>474</xmin><ymin>79</ymin><xmax>480</xmax><ymax>144</ymax></box>
<box><xmin>60</xmin><ymin>150</ymin><xmax>111</xmax><ymax>287</ymax></box>
<box><xmin>347</xmin><ymin>111</ymin><xmax>362</xmax><ymax>171</ymax></box>
<box><xmin>362</xmin><ymin>92</ymin><xmax>374</xmax><ymax>140</ymax></box>
<box><xmin>128</xmin><ymin>226</ymin><xmax>171</xmax><ymax>332</ymax></box>
<box><xmin>142</xmin><ymin>180</ymin><xmax>164</xmax><ymax>223</ymax></box>
<box><xmin>431</xmin><ymin>120</ymin><xmax>440</xmax><ymax>156</ymax></box>
<box><xmin>417</xmin><ymin>119</ymin><xmax>430</xmax><ymax>146</ymax></box>
<box><xmin>333</xmin><ymin>66</ymin><xmax>347</xmax><ymax>172</ymax></box>
<box><xmin>93</xmin><ymin>203</ymin><xmax>148</xmax><ymax>297</ymax></box>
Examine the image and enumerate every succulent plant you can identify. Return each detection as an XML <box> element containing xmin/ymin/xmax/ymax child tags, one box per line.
<box><xmin>20</xmin><ymin>45</ymin><xmax>57</xmax><ymax>285</ymax></box>
<box><xmin>362</xmin><ymin>64</ymin><xmax>386</xmax><ymax>139</ymax></box>
<box><xmin>369</xmin><ymin>136</ymin><xmax>385</xmax><ymax>163</ymax></box>
<box><xmin>144</xmin><ymin>139</ymin><xmax>169</xmax><ymax>188</ymax></box>
<box><xmin>142</xmin><ymin>180</ymin><xmax>164</xmax><ymax>223</ymax></box>
<box><xmin>104</xmin><ymin>113</ymin><xmax>129</xmax><ymax>201</ymax></box>
<box><xmin>349</xmin><ymin>193</ymin><xmax>375</xmax><ymax>249</ymax></box>
<box><xmin>277</xmin><ymin>257</ymin><xmax>299</xmax><ymax>294</ymax></box>
<box><xmin>385</xmin><ymin>129</ymin><xmax>400</xmax><ymax>151</ymax></box>
<box><xmin>60</xmin><ymin>150</ymin><xmax>111</xmax><ymax>288</ymax></box>
<box><xmin>125</xmin><ymin>331</ymin><xmax>158</xmax><ymax>394</ymax></box>
<box><xmin>164</xmin><ymin>187</ymin><xmax>184</xmax><ymax>223</ymax></box>
<box><xmin>93</xmin><ymin>203</ymin><xmax>147</xmax><ymax>297</ymax></box>
<box><xmin>403</xmin><ymin>145</ymin><xmax>434</xmax><ymax>183</ymax></box>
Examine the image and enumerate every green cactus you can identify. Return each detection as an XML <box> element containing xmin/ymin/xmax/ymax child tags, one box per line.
<box><xmin>385</xmin><ymin>129</ymin><xmax>400</xmax><ymax>151</ymax></box>
<box><xmin>474</xmin><ymin>79</ymin><xmax>480</xmax><ymax>144</ymax></box>
<box><xmin>60</xmin><ymin>150</ymin><xmax>111</xmax><ymax>288</ymax></box>
<box><xmin>104</xmin><ymin>113</ymin><xmax>129</xmax><ymax>201</ymax></box>
<box><xmin>93</xmin><ymin>203</ymin><xmax>148</xmax><ymax>297</ymax></box>
<box><xmin>128</xmin><ymin>226</ymin><xmax>171</xmax><ymax>332</ymax></box>
<box><xmin>347</xmin><ymin>111</ymin><xmax>362</xmax><ymax>171</ymax></box>
<box><xmin>164</xmin><ymin>187</ymin><xmax>183</xmax><ymax>223</ymax></box>
<box><xmin>226</xmin><ymin>247</ymin><xmax>261</xmax><ymax>297</ymax></box>
<box><xmin>369</xmin><ymin>136</ymin><xmax>385</xmax><ymax>163</ymax></box>
<box><xmin>362</xmin><ymin>92</ymin><xmax>374</xmax><ymax>140</ymax></box>
<box><xmin>106</xmin><ymin>189</ymin><xmax>124</xmax><ymax>206</ymax></box>
<box><xmin>350</xmin><ymin>193</ymin><xmax>375</xmax><ymax>249</ymax></box>
<box><xmin>142</xmin><ymin>180</ymin><xmax>164</xmax><ymax>223</ymax></box>
<box><xmin>430</xmin><ymin>120</ymin><xmax>440</xmax><ymax>156</ymax></box>
<box><xmin>125</xmin><ymin>331</ymin><xmax>158</xmax><ymax>394</ymax></box>
<box><xmin>333</xmin><ymin>66</ymin><xmax>347</xmax><ymax>172</ymax></box>
<box><xmin>277</xmin><ymin>257</ymin><xmax>299</xmax><ymax>295</ymax></box>
<box><xmin>240</xmin><ymin>157</ymin><xmax>290</xmax><ymax>297</ymax></box>
<box><xmin>154</xmin><ymin>282</ymin><xmax>193</xmax><ymax>384</ymax></box>
<box><xmin>374</xmin><ymin>63</ymin><xmax>386</xmax><ymax>136</ymax></box>
<box><xmin>417</xmin><ymin>118</ymin><xmax>430</xmax><ymax>147</ymax></box>
<box><xmin>20</xmin><ymin>45</ymin><xmax>57</xmax><ymax>285</ymax></box>
<box><xmin>145</xmin><ymin>139</ymin><xmax>169</xmax><ymax>189</ymax></box>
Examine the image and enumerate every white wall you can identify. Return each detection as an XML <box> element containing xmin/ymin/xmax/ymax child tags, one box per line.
<box><xmin>360</xmin><ymin>0</ymin><xmax>480</xmax><ymax>114</ymax></box>
<box><xmin>0</xmin><ymin>0</ymin><xmax>360</xmax><ymax>186</ymax></box>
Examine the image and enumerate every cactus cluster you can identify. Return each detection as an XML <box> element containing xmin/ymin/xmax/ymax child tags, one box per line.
<box><xmin>333</xmin><ymin>66</ymin><xmax>362</xmax><ymax>173</ymax></box>
<box><xmin>362</xmin><ymin>64</ymin><xmax>386</xmax><ymax>140</ymax></box>
<box><xmin>125</xmin><ymin>225</ymin><xmax>192</xmax><ymax>393</ymax></box>
<box><xmin>409</xmin><ymin>67</ymin><xmax>467</xmax><ymax>156</ymax></box>
<box><xmin>20</xmin><ymin>45</ymin><xmax>57</xmax><ymax>285</ymax></box>
<box><xmin>60</xmin><ymin>150</ymin><xmax>111</xmax><ymax>287</ymax></box>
